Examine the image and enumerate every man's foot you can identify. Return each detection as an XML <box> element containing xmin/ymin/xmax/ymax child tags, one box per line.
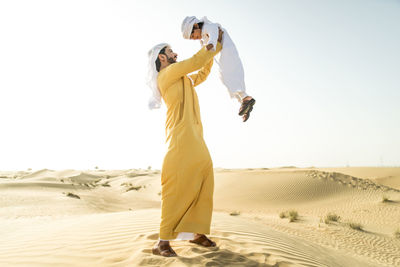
<box><xmin>189</xmin><ymin>234</ymin><xmax>216</xmax><ymax>247</ymax></box>
<box><xmin>239</xmin><ymin>96</ymin><xmax>256</xmax><ymax>122</ymax></box>
<box><xmin>152</xmin><ymin>240</ymin><xmax>177</xmax><ymax>257</ymax></box>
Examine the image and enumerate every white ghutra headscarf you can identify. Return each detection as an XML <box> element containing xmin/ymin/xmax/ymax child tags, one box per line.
<box><xmin>147</xmin><ymin>43</ymin><xmax>169</xmax><ymax>109</ymax></box>
<box><xmin>181</xmin><ymin>16</ymin><xmax>215</xmax><ymax>47</ymax></box>
<box><xmin>181</xmin><ymin>16</ymin><xmax>200</xmax><ymax>39</ymax></box>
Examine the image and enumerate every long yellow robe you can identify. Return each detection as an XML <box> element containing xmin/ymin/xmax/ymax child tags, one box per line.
<box><xmin>157</xmin><ymin>43</ymin><xmax>222</xmax><ymax>240</ymax></box>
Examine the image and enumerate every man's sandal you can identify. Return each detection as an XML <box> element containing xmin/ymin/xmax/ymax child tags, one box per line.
<box><xmin>152</xmin><ymin>244</ymin><xmax>177</xmax><ymax>257</ymax></box>
<box><xmin>189</xmin><ymin>235</ymin><xmax>216</xmax><ymax>247</ymax></box>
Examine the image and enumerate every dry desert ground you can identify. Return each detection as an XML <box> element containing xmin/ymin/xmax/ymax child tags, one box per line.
<box><xmin>1</xmin><ymin>167</ymin><xmax>400</xmax><ymax>266</ymax></box>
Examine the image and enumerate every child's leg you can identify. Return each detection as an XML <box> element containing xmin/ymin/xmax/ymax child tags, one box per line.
<box><xmin>215</xmin><ymin>31</ymin><xmax>248</xmax><ymax>103</ymax></box>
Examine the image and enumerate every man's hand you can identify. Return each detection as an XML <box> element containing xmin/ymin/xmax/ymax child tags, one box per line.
<box><xmin>206</xmin><ymin>44</ymin><xmax>214</xmax><ymax>51</ymax></box>
<box><xmin>218</xmin><ymin>27</ymin><xmax>224</xmax><ymax>43</ymax></box>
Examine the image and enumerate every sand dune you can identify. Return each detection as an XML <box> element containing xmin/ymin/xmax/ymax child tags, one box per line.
<box><xmin>319</xmin><ymin>167</ymin><xmax>400</xmax><ymax>190</ymax></box>
<box><xmin>1</xmin><ymin>167</ymin><xmax>400</xmax><ymax>266</ymax></box>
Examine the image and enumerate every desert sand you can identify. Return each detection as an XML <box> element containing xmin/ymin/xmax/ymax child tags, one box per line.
<box><xmin>1</xmin><ymin>167</ymin><xmax>400</xmax><ymax>266</ymax></box>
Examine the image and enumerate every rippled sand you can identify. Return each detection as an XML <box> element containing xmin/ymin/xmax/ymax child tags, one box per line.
<box><xmin>1</xmin><ymin>167</ymin><xmax>400</xmax><ymax>266</ymax></box>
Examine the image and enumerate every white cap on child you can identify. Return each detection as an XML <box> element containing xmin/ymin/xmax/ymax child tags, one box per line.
<box><xmin>181</xmin><ymin>16</ymin><xmax>200</xmax><ymax>39</ymax></box>
<box><xmin>147</xmin><ymin>43</ymin><xmax>169</xmax><ymax>109</ymax></box>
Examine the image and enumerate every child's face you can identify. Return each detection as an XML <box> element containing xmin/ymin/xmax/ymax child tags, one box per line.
<box><xmin>190</xmin><ymin>23</ymin><xmax>202</xmax><ymax>40</ymax></box>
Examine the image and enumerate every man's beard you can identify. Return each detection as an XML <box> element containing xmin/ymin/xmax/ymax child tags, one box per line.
<box><xmin>167</xmin><ymin>55</ymin><xmax>177</xmax><ymax>64</ymax></box>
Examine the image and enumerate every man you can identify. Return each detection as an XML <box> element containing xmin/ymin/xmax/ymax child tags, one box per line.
<box><xmin>147</xmin><ymin>29</ymin><xmax>224</xmax><ymax>257</ymax></box>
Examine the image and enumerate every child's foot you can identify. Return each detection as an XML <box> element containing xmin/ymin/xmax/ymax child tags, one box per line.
<box><xmin>239</xmin><ymin>96</ymin><xmax>256</xmax><ymax>122</ymax></box>
<box><xmin>242</xmin><ymin>106</ymin><xmax>253</xmax><ymax>122</ymax></box>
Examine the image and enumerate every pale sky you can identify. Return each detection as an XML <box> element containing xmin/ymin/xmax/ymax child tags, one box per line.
<box><xmin>0</xmin><ymin>0</ymin><xmax>399</xmax><ymax>170</ymax></box>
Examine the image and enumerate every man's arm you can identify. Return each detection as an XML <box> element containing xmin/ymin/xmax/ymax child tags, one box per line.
<box><xmin>188</xmin><ymin>27</ymin><xmax>224</xmax><ymax>86</ymax></box>
<box><xmin>189</xmin><ymin>58</ymin><xmax>214</xmax><ymax>87</ymax></box>
<box><xmin>159</xmin><ymin>42</ymin><xmax>222</xmax><ymax>89</ymax></box>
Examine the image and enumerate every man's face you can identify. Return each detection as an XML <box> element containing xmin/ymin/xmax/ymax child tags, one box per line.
<box><xmin>163</xmin><ymin>46</ymin><xmax>177</xmax><ymax>64</ymax></box>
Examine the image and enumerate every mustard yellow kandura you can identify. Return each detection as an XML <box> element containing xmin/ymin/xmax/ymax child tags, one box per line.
<box><xmin>157</xmin><ymin>43</ymin><xmax>222</xmax><ymax>240</ymax></box>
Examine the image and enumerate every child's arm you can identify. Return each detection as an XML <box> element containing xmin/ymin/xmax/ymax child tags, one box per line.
<box><xmin>159</xmin><ymin>42</ymin><xmax>222</xmax><ymax>89</ymax></box>
<box><xmin>189</xmin><ymin>58</ymin><xmax>214</xmax><ymax>87</ymax></box>
<box><xmin>203</xmin><ymin>23</ymin><xmax>219</xmax><ymax>51</ymax></box>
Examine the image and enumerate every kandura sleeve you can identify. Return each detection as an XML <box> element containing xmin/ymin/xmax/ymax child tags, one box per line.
<box><xmin>189</xmin><ymin>58</ymin><xmax>214</xmax><ymax>87</ymax></box>
<box><xmin>159</xmin><ymin>42</ymin><xmax>222</xmax><ymax>91</ymax></box>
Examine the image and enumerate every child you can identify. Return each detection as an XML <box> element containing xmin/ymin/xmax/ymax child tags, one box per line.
<box><xmin>181</xmin><ymin>16</ymin><xmax>256</xmax><ymax>122</ymax></box>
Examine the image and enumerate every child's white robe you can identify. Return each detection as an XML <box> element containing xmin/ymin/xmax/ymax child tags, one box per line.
<box><xmin>200</xmin><ymin>20</ymin><xmax>248</xmax><ymax>102</ymax></box>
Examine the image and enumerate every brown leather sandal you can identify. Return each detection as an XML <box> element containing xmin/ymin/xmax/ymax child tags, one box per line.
<box><xmin>152</xmin><ymin>242</ymin><xmax>178</xmax><ymax>257</ymax></box>
<box><xmin>238</xmin><ymin>98</ymin><xmax>256</xmax><ymax>116</ymax></box>
<box><xmin>189</xmin><ymin>234</ymin><xmax>216</xmax><ymax>247</ymax></box>
<box><xmin>242</xmin><ymin>104</ymin><xmax>254</xmax><ymax>122</ymax></box>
